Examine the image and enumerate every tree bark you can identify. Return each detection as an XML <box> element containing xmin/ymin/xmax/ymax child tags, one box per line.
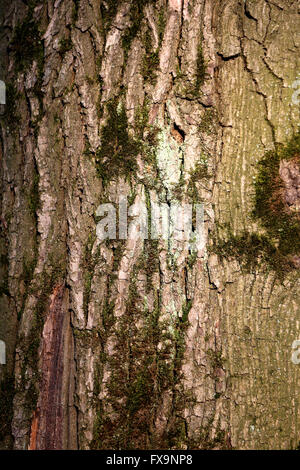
<box><xmin>0</xmin><ymin>0</ymin><xmax>299</xmax><ymax>450</ymax></box>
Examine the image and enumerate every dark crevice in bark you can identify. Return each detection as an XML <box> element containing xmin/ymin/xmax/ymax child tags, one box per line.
<box><xmin>217</xmin><ymin>52</ymin><xmax>241</xmax><ymax>62</ymax></box>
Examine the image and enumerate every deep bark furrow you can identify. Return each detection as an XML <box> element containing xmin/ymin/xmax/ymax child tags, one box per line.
<box><xmin>0</xmin><ymin>0</ymin><xmax>299</xmax><ymax>450</ymax></box>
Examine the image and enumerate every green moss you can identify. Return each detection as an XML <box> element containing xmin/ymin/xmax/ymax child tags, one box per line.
<box><xmin>122</xmin><ymin>1</ymin><xmax>145</xmax><ymax>61</ymax></box>
<box><xmin>141</xmin><ymin>31</ymin><xmax>159</xmax><ymax>85</ymax></box>
<box><xmin>100</xmin><ymin>0</ymin><xmax>120</xmax><ymax>36</ymax></box>
<box><xmin>121</xmin><ymin>0</ymin><xmax>156</xmax><ymax>62</ymax></box>
<box><xmin>28</xmin><ymin>170</ymin><xmax>40</xmax><ymax>217</ymax></box>
<box><xmin>199</xmin><ymin>108</ymin><xmax>218</xmax><ymax>134</ymax></box>
<box><xmin>9</xmin><ymin>9</ymin><xmax>44</xmax><ymax>117</ymax></box>
<box><xmin>100</xmin><ymin>0</ymin><xmax>156</xmax><ymax>53</ymax></box>
<box><xmin>91</xmin><ymin>242</ymin><xmax>193</xmax><ymax>450</ymax></box>
<box><xmin>187</xmin><ymin>158</ymin><xmax>210</xmax><ymax>201</ymax></box>
<box><xmin>166</xmin><ymin>418</ymin><xmax>187</xmax><ymax>448</ymax></box>
<box><xmin>112</xmin><ymin>242</ymin><xmax>125</xmax><ymax>272</ymax></box>
<box><xmin>102</xmin><ymin>297</ymin><xmax>115</xmax><ymax>332</ymax></box>
<box><xmin>71</xmin><ymin>0</ymin><xmax>80</xmax><ymax>25</ymax></box>
<box><xmin>134</xmin><ymin>100</ymin><xmax>149</xmax><ymax>138</ymax></box>
<box><xmin>83</xmin><ymin>138</ymin><xmax>92</xmax><ymax>158</ymax></box>
<box><xmin>92</xmin><ymin>267</ymin><xmax>161</xmax><ymax>449</ymax></box>
<box><xmin>59</xmin><ymin>37</ymin><xmax>73</xmax><ymax>56</ymax></box>
<box><xmin>187</xmin><ymin>422</ymin><xmax>230</xmax><ymax>450</ymax></box>
<box><xmin>176</xmin><ymin>40</ymin><xmax>207</xmax><ymax>99</ymax></box>
<box><xmin>213</xmin><ymin>130</ymin><xmax>300</xmax><ymax>279</ymax></box>
<box><xmin>134</xmin><ymin>100</ymin><xmax>160</xmax><ymax>167</ymax></box>
<box><xmin>189</xmin><ymin>158</ymin><xmax>210</xmax><ymax>181</ymax></box>
<box><xmin>252</xmin><ymin>130</ymin><xmax>300</xmax><ymax>251</ymax></box>
<box><xmin>141</xmin><ymin>50</ymin><xmax>159</xmax><ymax>84</ymax></box>
<box><xmin>2</xmin><ymin>83</ymin><xmax>20</xmax><ymax>128</ymax></box>
<box><xmin>10</xmin><ymin>14</ymin><xmax>43</xmax><ymax>73</ymax></box>
<box><xmin>143</xmin><ymin>240</ymin><xmax>159</xmax><ymax>292</ymax></box>
<box><xmin>95</xmin><ymin>99</ymin><xmax>140</xmax><ymax>185</ymax></box>
<box><xmin>174</xmin><ymin>312</ymin><xmax>190</xmax><ymax>371</ymax></box>
<box><xmin>172</xmin><ymin>179</ymin><xmax>185</xmax><ymax>201</ymax></box>
<box><xmin>22</xmin><ymin>258</ymin><xmax>36</xmax><ymax>289</ymax></box>
<box><xmin>181</xmin><ymin>300</ymin><xmax>192</xmax><ymax>323</ymax></box>
<box><xmin>212</xmin><ymin>231</ymin><xmax>285</xmax><ymax>273</ymax></box>
<box><xmin>24</xmin><ymin>382</ymin><xmax>38</xmax><ymax>412</ymax></box>
<box><xmin>207</xmin><ymin>349</ymin><xmax>225</xmax><ymax>370</ymax></box>
<box><xmin>187</xmin><ymin>250</ymin><xmax>198</xmax><ymax>269</ymax></box>
<box><xmin>158</xmin><ymin>9</ymin><xmax>166</xmax><ymax>47</ymax></box>
<box><xmin>126</xmin><ymin>363</ymin><xmax>153</xmax><ymax>415</ymax></box>
<box><xmin>194</xmin><ymin>42</ymin><xmax>206</xmax><ymax>92</ymax></box>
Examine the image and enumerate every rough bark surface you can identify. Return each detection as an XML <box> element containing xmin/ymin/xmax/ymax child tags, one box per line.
<box><xmin>0</xmin><ymin>0</ymin><xmax>299</xmax><ymax>450</ymax></box>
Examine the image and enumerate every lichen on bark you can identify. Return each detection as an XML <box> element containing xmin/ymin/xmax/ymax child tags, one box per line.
<box><xmin>0</xmin><ymin>0</ymin><xmax>299</xmax><ymax>451</ymax></box>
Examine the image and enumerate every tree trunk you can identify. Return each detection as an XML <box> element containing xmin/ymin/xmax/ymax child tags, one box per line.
<box><xmin>0</xmin><ymin>0</ymin><xmax>299</xmax><ymax>450</ymax></box>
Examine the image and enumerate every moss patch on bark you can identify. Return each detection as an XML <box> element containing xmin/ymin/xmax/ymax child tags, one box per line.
<box><xmin>212</xmin><ymin>129</ymin><xmax>300</xmax><ymax>279</ymax></box>
<box><xmin>95</xmin><ymin>100</ymin><xmax>140</xmax><ymax>185</ymax></box>
<box><xmin>10</xmin><ymin>12</ymin><xmax>43</xmax><ymax>73</ymax></box>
